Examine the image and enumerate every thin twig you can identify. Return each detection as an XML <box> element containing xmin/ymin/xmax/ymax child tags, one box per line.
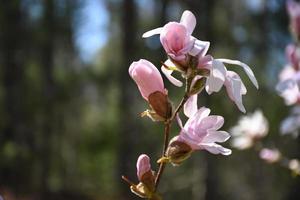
<box><xmin>122</xmin><ymin>175</ymin><xmax>135</xmax><ymax>186</ymax></box>
<box><xmin>154</xmin><ymin>76</ymin><xmax>193</xmax><ymax>192</ymax></box>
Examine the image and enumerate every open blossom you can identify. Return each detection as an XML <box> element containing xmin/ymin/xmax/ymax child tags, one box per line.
<box><xmin>230</xmin><ymin>110</ymin><xmax>269</xmax><ymax>150</ymax></box>
<box><xmin>167</xmin><ymin>107</ymin><xmax>231</xmax><ymax>164</ymax></box>
<box><xmin>287</xmin><ymin>0</ymin><xmax>300</xmax><ymax>38</ymax></box>
<box><xmin>143</xmin><ymin>10</ymin><xmax>209</xmax><ymax>63</ymax></box>
<box><xmin>129</xmin><ymin>59</ymin><xmax>165</xmax><ymax>101</ymax></box>
<box><xmin>280</xmin><ymin>106</ymin><xmax>300</xmax><ymax>137</ymax></box>
<box><xmin>259</xmin><ymin>148</ymin><xmax>281</xmax><ymax>163</ymax></box>
<box><xmin>204</xmin><ymin>59</ymin><xmax>258</xmax><ymax>113</ymax></box>
<box><xmin>143</xmin><ymin>10</ymin><xmax>209</xmax><ymax>88</ymax></box>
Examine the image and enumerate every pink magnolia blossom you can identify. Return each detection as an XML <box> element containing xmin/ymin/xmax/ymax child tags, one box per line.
<box><xmin>259</xmin><ymin>148</ymin><xmax>281</xmax><ymax>163</ymax></box>
<box><xmin>129</xmin><ymin>59</ymin><xmax>165</xmax><ymax>101</ymax></box>
<box><xmin>230</xmin><ymin>110</ymin><xmax>269</xmax><ymax>150</ymax></box>
<box><xmin>143</xmin><ymin>10</ymin><xmax>209</xmax><ymax>62</ymax></box>
<box><xmin>136</xmin><ymin>154</ymin><xmax>152</xmax><ymax>182</ymax></box>
<box><xmin>287</xmin><ymin>0</ymin><xmax>300</xmax><ymax>37</ymax></box>
<box><xmin>173</xmin><ymin>107</ymin><xmax>231</xmax><ymax>155</ymax></box>
<box><xmin>143</xmin><ymin>10</ymin><xmax>209</xmax><ymax>87</ymax></box>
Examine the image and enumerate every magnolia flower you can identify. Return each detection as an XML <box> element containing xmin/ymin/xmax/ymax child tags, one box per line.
<box><xmin>205</xmin><ymin>59</ymin><xmax>258</xmax><ymax>113</ymax></box>
<box><xmin>167</xmin><ymin>107</ymin><xmax>231</xmax><ymax>165</ymax></box>
<box><xmin>276</xmin><ymin>65</ymin><xmax>300</xmax><ymax>105</ymax></box>
<box><xmin>143</xmin><ymin>10</ymin><xmax>209</xmax><ymax>62</ymax></box>
<box><xmin>230</xmin><ymin>110</ymin><xmax>269</xmax><ymax>150</ymax></box>
<box><xmin>280</xmin><ymin>106</ymin><xmax>300</xmax><ymax>137</ymax></box>
<box><xmin>143</xmin><ymin>10</ymin><xmax>209</xmax><ymax>87</ymax></box>
<box><xmin>129</xmin><ymin>59</ymin><xmax>165</xmax><ymax>101</ymax></box>
<box><xmin>287</xmin><ymin>0</ymin><xmax>300</xmax><ymax>38</ymax></box>
<box><xmin>259</xmin><ymin>148</ymin><xmax>281</xmax><ymax>163</ymax></box>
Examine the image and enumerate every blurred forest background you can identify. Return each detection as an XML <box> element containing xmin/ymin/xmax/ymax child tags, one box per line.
<box><xmin>0</xmin><ymin>0</ymin><xmax>299</xmax><ymax>199</ymax></box>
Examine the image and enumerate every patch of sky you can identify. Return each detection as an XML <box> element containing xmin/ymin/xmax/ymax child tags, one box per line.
<box><xmin>74</xmin><ymin>0</ymin><xmax>108</xmax><ymax>63</ymax></box>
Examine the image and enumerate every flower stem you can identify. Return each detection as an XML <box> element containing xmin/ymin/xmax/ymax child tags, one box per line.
<box><xmin>154</xmin><ymin>77</ymin><xmax>192</xmax><ymax>191</ymax></box>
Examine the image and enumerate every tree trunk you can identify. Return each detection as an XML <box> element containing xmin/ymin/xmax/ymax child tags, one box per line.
<box><xmin>117</xmin><ymin>0</ymin><xmax>139</xmax><ymax>199</ymax></box>
<box><xmin>0</xmin><ymin>0</ymin><xmax>28</xmax><ymax>192</ymax></box>
<box><xmin>40</xmin><ymin>0</ymin><xmax>56</xmax><ymax>198</ymax></box>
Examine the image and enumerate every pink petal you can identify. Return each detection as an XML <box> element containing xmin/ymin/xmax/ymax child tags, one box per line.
<box><xmin>201</xmin><ymin>130</ymin><xmax>230</xmax><ymax>143</ymax></box>
<box><xmin>142</xmin><ymin>27</ymin><xmax>163</xmax><ymax>38</ymax></box>
<box><xmin>184</xmin><ymin>107</ymin><xmax>211</xmax><ymax>130</ymax></box>
<box><xmin>184</xmin><ymin>95</ymin><xmax>198</xmax><ymax>118</ymax></box>
<box><xmin>160</xmin><ymin>22</ymin><xmax>188</xmax><ymax>55</ymax></box>
<box><xmin>136</xmin><ymin>154</ymin><xmax>151</xmax><ymax>181</ymax></box>
<box><xmin>189</xmin><ymin>39</ymin><xmax>210</xmax><ymax>57</ymax></box>
<box><xmin>129</xmin><ymin>59</ymin><xmax>165</xmax><ymax>100</ymax></box>
<box><xmin>180</xmin><ymin>10</ymin><xmax>196</xmax><ymax>35</ymax></box>
<box><xmin>199</xmin><ymin>115</ymin><xmax>224</xmax><ymax>131</ymax></box>
<box><xmin>198</xmin><ymin>55</ymin><xmax>213</xmax><ymax>68</ymax></box>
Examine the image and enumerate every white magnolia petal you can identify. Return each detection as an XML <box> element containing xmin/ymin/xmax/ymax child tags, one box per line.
<box><xmin>161</xmin><ymin>65</ymin><xmax>183</xmax><ymax>87</ymax></box>
<box><xmin>205</xmin><ymin>60</ymin><xmax>227</xmax><ymax>94</ymax></box>
<box><xmin>216</xmin><ymin>58</ymin><xmax>259</xmax><ymax>89</ymax></box>
<box><xmin>189</xmin><ymin>39</ymin><xmax>210</xmax><ymax>57</ymax></box>
<box><xmin>162</xmin><ymin>59</ymin><xmax>184</xmax><ymax>86</ymax></box>
<box><xmin>180</xmin><ymin>10</ymin><xmax>196</xmax><ymax>35</ymax></box>
<box><xmin>228</xmin><ymin>77</ymin><xmax>246</xmax><ymax>113</ymax></box>
<box><xmin>184</xmin><ymin>95</ymin><xmax>198</xmax><ymax>118</ymax></box>
<box><xmin>200</xmin><ymin>143</ymin><xmax>232</xmax><ymax>155</ymax></box>
<box><xmin>201</xmin><ymin>131</ymin><xmax>230</xmax><ymax>143</ymax></box>
<box><xmin>176</xmin><ymin>114</ymin><xmax>184</xmax><ymax>129</ymax></box>
<box><xmin>142</xmin><ymin>27</ymin><xmax>163</xmax><ymax>38</ymax></box>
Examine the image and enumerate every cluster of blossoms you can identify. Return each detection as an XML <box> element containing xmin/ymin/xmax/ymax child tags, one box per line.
<box><xmin>229</xmin><ymin>2</ymin><xmax>300</xmax><ymax>175</ymax></box>
<box><xmin>276</xmin><ymin>0</ymin><xmax>300</xmax><ymax>136</ymax></box>
<box><xmin>125</xmin><ymin>10</ymin><xmax>258</xmax><ymax>199</ymax></box>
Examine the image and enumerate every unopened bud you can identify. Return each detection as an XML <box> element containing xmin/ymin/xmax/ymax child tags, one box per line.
<box><xmin>166</xmin><ymin>140</ymin><xmax>192</xmax><ymax>166</ymax></box>
<box><xmin>148</xmin><ymin>91</ymin><xmax>172</xmax><ymax>120</ymax></box>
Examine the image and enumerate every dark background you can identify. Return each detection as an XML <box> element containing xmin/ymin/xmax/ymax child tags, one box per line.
<box><xmin>0</xmin><ymin>0</ymin><xmax>299</xmax><ymax>199</ymax></box>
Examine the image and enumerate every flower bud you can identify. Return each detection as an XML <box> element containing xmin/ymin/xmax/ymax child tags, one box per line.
<box><xmin>165</xmin><ymin>137</ymin><xmax>193</xmax><ymax>166</ymax></box>
<box><xmin>148</xmin><ymin>91</ymin><xmax>172</xmax><ymax>120</ymax></box>
<box><xmin>136</xmin><ymin>154</ymin><xmax>155</xmax><ymax>192</ymax></box>
<box><xmin>129</xmin><ymin>59</ymin><xmax>165</xmax><ymax>101</ymax></box>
